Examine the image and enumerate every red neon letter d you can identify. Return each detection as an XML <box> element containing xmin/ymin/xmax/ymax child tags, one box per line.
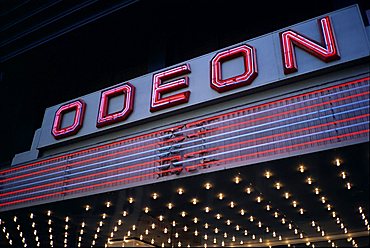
<box><xmin>96</xmin><ymin>83</ymin><xmax>135</xmax><ymax>128</ymax></box>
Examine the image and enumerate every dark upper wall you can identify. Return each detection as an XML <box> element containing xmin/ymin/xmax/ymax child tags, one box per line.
<box><xmin>0</xmin><ymin>0</ymin><xmax>369</xmax><ymax>167</ymax></box>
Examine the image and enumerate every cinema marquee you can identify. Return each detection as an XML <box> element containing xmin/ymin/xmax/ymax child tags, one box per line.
<box><xmin>1</xmin><ymin>4</ymin><xmax>369</xmax><ymax>248</ymax></box>
<box><xmin>29</xmin><ymin>6</ymin><xmax>367</xmax><ymax>151</ymax></box>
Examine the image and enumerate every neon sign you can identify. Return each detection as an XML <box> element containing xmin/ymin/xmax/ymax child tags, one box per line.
<box><xmin>51</xmin><ymin>16</ymin><xmax>340</xmax><ymax>139</ymax></box>
<box><xmin>96</xmin><ymin>83</ymin><xmax>135</xmax><ymax>128</ymax></box>
<box><xmin>280</xmin><ymin>16</ymin><xmax>340</xmax><ymax>74</ymax></box>
<box><xmin>40</xmin><ymin>5</ymin><xmax>369</xmax><ymax>149</ymax></box>
<box><xmin>51</xmin><ymin>100</ymin><xmax>86</xmax><ymax>139</ymax></box>
<box><xmin>150</xmin><ymin>63</ymin><xmax>191</xmax><ymax>112</ymax></box>
<box><xmin>211</xmin><ymin>44</ymin><xmax>258</xmax><ymax>93</ymax></box>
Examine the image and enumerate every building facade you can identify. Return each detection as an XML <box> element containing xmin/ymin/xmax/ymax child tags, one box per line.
<box><xmin>1</xmin><ymin>1</ymin><xmax>369</xmax><ymax>247</ymax></box>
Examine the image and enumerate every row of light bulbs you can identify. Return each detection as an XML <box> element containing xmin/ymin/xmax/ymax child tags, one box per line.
<box><xmin>48</xmin><ymin>159</ymin><xmax>366</xmax><ymax>248</ymax></box>
<box><xmin>13</xmin><ymin>215</ymin><xmax>28</xmax><ymax>247</ymax></box>
<box><xmin>260</xmin><ymin>169</ymin><xmax>310</xmax><ymax>246</ymax></box>
<box><xmin>46</xmin><ymin>210</ymin><xmax>54</xmax><ymax>247</ymax></box>
<box><xmin>123</xmin><ymin>168</ymin><xmax>323</xmax><ymax>247</ymax></box>
<box><xmin>1</xmin><ymin>155</ymin><xmax>367</xmax><ymax>247</ymax></box>
<box><xmin>298</xmin><ymin>158</ymin><xmax>360</xmax><ymax>248</ymax></box>
<box><xmin>49</xmin><ymin>190</ymin><xmax>367</xmax><ymax>248</ymax></box>
<box><xmin>115</xmin><ymin>184</ymin><xmax>262</xmax><ymax>247</ymax></box>
<box><xmin>29</xmin><ymin>213</ymin><xmax>41</xmax><ymax>247</ymax></box>
<box><xmin>91</xmin><ymin>212</ymin><xmax>107</xmax><ymax>247</ymax></box>
<box><xmin>127</xmin><ymin>175</ymin><xmax>299</xmax><ymax>247</ymax></box>
<box><xmin>0</xmin><ymin>218</ymin><xmax>13</xmax><ymax>246</ymax></box>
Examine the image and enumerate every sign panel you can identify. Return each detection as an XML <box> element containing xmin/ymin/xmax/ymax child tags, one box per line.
<box><xmin>37</xmin><ymin>6</ymin><xmax>370</xmax><ymax>148</ymax></box>
<box><xmin>1</xmin><ymin>76</ymin><xmax>369</xmax><ymax>210</ymax></box>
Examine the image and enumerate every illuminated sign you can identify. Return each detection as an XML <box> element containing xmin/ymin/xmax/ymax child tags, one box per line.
<box><xmin>38</xmin><ymin>6</ymin><xmax>369</xmax><ymax>148</ymax></box>
<box><xmin>2</xmin><ymin>76</ymin><xmax>369</xmax><ymax>209</ymax></box>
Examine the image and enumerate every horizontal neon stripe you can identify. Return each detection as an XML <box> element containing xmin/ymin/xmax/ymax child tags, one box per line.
<box><xmin>0</xmin><ymin>129</ymin><xmax>367</xmax><ymax>207</ymax></box>
<box><xmin>2</xmin><ymin>114</ymin><xmax>367</xmax><ymax>198</ymax></box>
<box><xmin>179</xmin><ymin>121</ymin><xmax>368</xmax><ymax>166</ymax></box>
<box><xmin>186</xmin><ymin>76</ymin><xmax>369</xmax><ymax>128</ymax></box>
<box><xmin>4</xmin><ymin>103</ymin><xmax>367</xmax><ymax>194</ymax></box>
<box><xmin>2</xmin><ymin>120</ymin><xmax>368</xmax><ymax>201</ymax></box>
<box><xmin>0</xmin><ymin>77</ymin><xmax>369</xmax><ymax>209</ymax></box>
<box><xmin>182</xmin><ymin>114</ymin><xmax>369</xmax><ymax>159</ymax></box>
<box><xmin>1</xmin><ymin>77</ymin><xmax>368</xmax><ymax>175</ymax></box>
<box><xmin>184</xmin><ymin>129</ymin><xmax>369</xmax><ymax>171</ymax></box>
<box><xmin>7</xmin><ymin>82</ymin><xmax>365</xmax><ymax>178</ymax></box>
<box><xmin>1</xmin><ymin>89</ymin><xmax>368</xmax><ymax>183</ymax></box>
<box><xmin>0</xmin><ymin>156</ymin><xmax>180</xmax><ymax>197</ymax></box>
<box><xmin>3</xmin><ymin>99</ymin><xmax>368</xmax><ymax>190</ymax></box>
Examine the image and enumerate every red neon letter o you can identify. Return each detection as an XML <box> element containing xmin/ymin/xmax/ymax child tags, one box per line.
<box><xmin>51</xmin><ymin>100</ymin><xmax>86</xmax><ymax>139</ymax></box>
<box><xmin>211</xmin><ymin>44</ymin><xmax>258</xmax><ymax>93</ymax></box>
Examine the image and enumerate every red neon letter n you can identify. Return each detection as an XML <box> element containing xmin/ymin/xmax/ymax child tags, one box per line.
<box><xmin>280</xmin><ymin>16</ymin><xmax>340</xmax><ymax>74</ymax></box>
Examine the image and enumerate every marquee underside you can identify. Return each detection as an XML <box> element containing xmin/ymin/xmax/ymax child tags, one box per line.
<box><xmin>0</xmin><ymin>142</ymin><xmax>369</xmax><ymax>247</ymax></box>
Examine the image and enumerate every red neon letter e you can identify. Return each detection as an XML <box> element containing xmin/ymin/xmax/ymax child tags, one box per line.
<box><xmin>211</xmin><ymin>44</ymin><xmax>258</xmax><ymax>93</ymax></box>
<box><xmin>96</xmin><ymin>83</ymin><xmax>135</xmax><ymax>128</ymax></box>
<box><xmin>150</xmin><ymin>63</ymin><xmax>191</xmax><ymax>112</ymax></box>
<box><xmin>280</xmin><ymin>16</ymin><xmax>340</xmax><ymax>74</ymax></box>
<box><xmin>52</xmin><ymin>100</ymin><xmax>86</xmax><ymax>139</ymax></box>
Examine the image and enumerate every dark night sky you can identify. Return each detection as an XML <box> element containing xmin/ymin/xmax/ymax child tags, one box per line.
<box><xmin>1</xmin><ymin>0</ymin><xmax>369</xmax><ymax>167</ymax></box>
